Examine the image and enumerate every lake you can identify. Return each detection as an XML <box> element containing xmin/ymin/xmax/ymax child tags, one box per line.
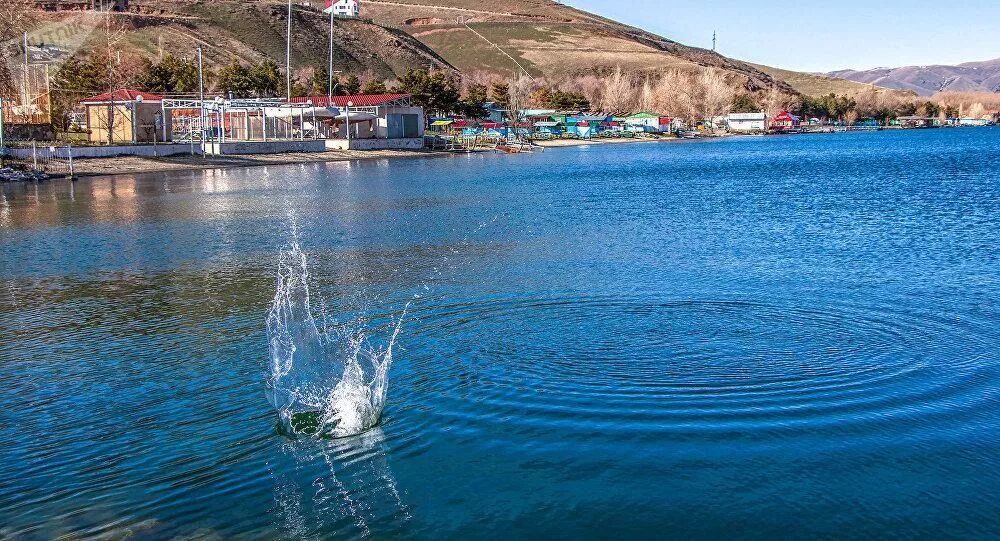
<box><xmin>1</xmin><ymin>128</ymin><xmax>998</xmax><ymax>539</ymax></box>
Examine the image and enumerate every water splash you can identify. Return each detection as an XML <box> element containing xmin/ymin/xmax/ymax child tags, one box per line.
<box><xmin>266</xmin><ymin>241</ymin><xmax>407</xmax><ymax>438</ymax></box>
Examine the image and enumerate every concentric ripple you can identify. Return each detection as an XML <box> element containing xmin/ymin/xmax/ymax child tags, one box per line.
<box><xmin>395</xmin><ymin>293</ymin><xmax>996</xmax><ymax>440</ymax></box>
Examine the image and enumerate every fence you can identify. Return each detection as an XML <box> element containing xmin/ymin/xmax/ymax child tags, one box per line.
<box><xmin>1</xmin><ymin>143</ymin><xmax>79</xmax><ymax>178</ymax></box>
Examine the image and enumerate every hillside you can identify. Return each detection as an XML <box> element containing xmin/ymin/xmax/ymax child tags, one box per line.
<box><xmin>25</xmin><ymin>1</ymin><xmax>454</xmax><ymax>82</ymax></box>
<box><xmin>24</xmin><ymin>0</ymin><xmax>794</xmax><ymax>94</ymax></box>
<box><xmin>828</xmin><ymin>58</ymin><xmax>1000</xmax><ymax>96</ymax></box>
<box><xmin>360</xmin><ymin>0</ymin><xmax>792</xmax><ymax>91</ymax></box>
<box><xmin>750</xmin><ymin>63</ymin><xmax>903</xmax><ymax>97</ymax></box>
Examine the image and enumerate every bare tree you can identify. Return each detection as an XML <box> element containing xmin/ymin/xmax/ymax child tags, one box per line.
<box><xmin>844</xmin><ymin>110</ymin><xmax>859</xmax><ymax>126</ymax></box>
<box><xmin>967</xmin><ymin>102</ymin><xmax>986</xmax><ymax>119</ymax></box>
<box><xmin>600</xmin><ymin>66</ymin><xmax>635</xmax><ymax>113</ymax></box>
<box><xmin>0</xmin><ymin>3</ymin><xmax>30</xmax><ymax>97</ymax></box>
<box><xmin>506</xmin><ymin>72</ymin><xmax>533</xmax><ymax>136</ymax></box>
<box><xmin>698</xmin><ymin>68</ymin><xmax>736</xmax><ymax>125</ymax></box>
<box><xmin>762</xmin><ymin>85</ymin><xmax>797</xmax><ymax>119</ymax></box>
<box><xmin>95</xmin><ymin>12</ymin><xmax>142</xmax><ymax>145</ymax></box>
<box><xmin>652</xmin><ymin>69</ymin><xmax>695</xmax><ymax>121</ymax></box>
<box><xmin>637</xmin><ymin>76</ymin><xmax>655</xmax><ymax>112</ymax></box>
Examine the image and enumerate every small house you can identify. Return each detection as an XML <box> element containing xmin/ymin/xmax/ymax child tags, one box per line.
<box><xmin>895</xmin><ymin>116</ymin><xmax>939</xmax><ymax>128</ymax></box>
<box><xmin>624</xmin><ymin>112</ymin><xmax>671</xmax><ymax>133</ymax></box>
<box><xmin>482</xmin><ymin>102</ymin><xmax>506</xmax><ymax>123</ymax></box>
<box><xmin>770</xmin><ymin>111</ymin><xmax>801</xmax><ymax>132</ymax></box>
<box><xmin>325</xmin><ymin>0</ymin><xmax>359</xmax><ymax>17</ymax></box>
<box><xmin>533</xmin><ymin>121</ymin><xmax>562</xmax><ymax>137</ymax></box>
<box><xmin>565</xmin><ymin>114</ymin><xmax>610</xmax><ymax>138</ymax></box>
<box><xmin>958</xmin><ymin>117</ymin><xmax>988</xmax><ymax>127</ymax></box>
<box><xmin>726</xmin><ymin>112</ymin><xmax>767</xmax><ymax>133</ymax></box>
<box><xmin>854</xmin><ymin>118</ymin><xmax>880</xmax><ymax>129</ymax></box>
<box><xmin>80</xmin><ymin>89</ymin><xmax>169</xmax><ymax>144</ymax></box>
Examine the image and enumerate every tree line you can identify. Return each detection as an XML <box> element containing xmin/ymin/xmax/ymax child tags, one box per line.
<box><xmin>48</xmin><ymin>44</ymin><xmax>997</xmax><ymax>133</ymax></box>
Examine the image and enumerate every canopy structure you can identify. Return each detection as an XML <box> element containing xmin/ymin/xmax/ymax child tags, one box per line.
<box><xmin>160</xmin><ymin>97</ymin><xmax>323</xmax><ymax>143</ymax></box>
<box><xmin>338</xmin><ymin>111</ymin><xmax>377</xmax><ymax>122</ymax></box>
<box><xmin>430</xmin><ymin>120</ymin><xmax>453</xmax><ymax>127</ymax></box>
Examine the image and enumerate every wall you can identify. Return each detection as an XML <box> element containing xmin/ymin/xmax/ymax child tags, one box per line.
<box><xmin>4</xmin><ymin>143</ymin><xmax>191</xmax><ymax>159</ymax></box>
<box><xmin>324</xmin><ymin>138</ymin><xmax>424</xmax><ymax>151</ymax></box>
<box><xmin>204</xmin><ymin>140</ymin><xmax>327</xmax><ymax>155</ymax></box>
<box><xmin>376</xmin><ymin>106</ymin><xmax>424</xmax><ymax>138</ymax></box>
<box><xmin>728</xmin><ymin>120</ymin><xmax>767</xmax><ymax>132</ymax></box>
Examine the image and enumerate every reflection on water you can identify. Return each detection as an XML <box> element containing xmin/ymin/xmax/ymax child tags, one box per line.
<box><xmin>272</xmin><ymin>428</ymin><xmax>410</xmax><ymax>539</ymax></box>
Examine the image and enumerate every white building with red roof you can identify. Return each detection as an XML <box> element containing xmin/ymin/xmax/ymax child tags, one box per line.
<box><xmin>324</xmin><ymin>0</ymin><xmax>359</xmax><ymax>18</ymax></box>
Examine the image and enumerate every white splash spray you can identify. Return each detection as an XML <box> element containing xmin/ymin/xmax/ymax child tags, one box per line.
<box><xmin>266</xmin><ymin>241</ymin><xmax>407</xmax><ymax>438</ymax></box>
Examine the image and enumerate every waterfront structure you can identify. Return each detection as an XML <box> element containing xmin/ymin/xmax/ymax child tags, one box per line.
<box><xmin>81</xmin><ymin>89</ymin><xmax>168</xmax><ymax>144</ymax></box>
<box><xmin>290</xmin><ymin>93</ymin><xmax>423</xmax><ymax>141</ymax></box>
<box><xmin>482</xmin><ymin>102</ymin><xmax>506</xmax><ymax>123</ymax></box>
<box><xmin>770</xmin><ymin>111</ymin><xmax>801</xmax><ymax>132</ymax></box>
<box><xmin>533</xmin><ymin>121</ymin><xmax>561</xmax><ymax>135</ymax></box>
<box><xmin>557</xmin><ymin>114</ymin><xmax>610</xmax><ymax>138</ymax></box>
<box><xmin>896</xmin><ymin>116</ymin><xmax>940</xmax><ymax>128</ymax></box>
<box><xmin>325</xmin><ymin>0</ymin><xmax>359</xmax><ymax>17</ymax></box>
<box><xmin>958</xmin><ymin>117</ymin><xmax>989</xmax><ymax>127</ymax></box>
<box><xmin>726</xmin><ymin>112</ymin><xmax>767</xmax><ymax>133</ymax></box>
<box><xmin>624</xmin><ymin>112</ymin><xmax>671</xmax><ymax>133</ymax></box>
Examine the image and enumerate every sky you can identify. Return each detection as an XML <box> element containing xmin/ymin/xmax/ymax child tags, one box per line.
<box><xmin>563</xmin><ymin>0</ymin><xmax>1000</xmax><ymax>72</ymax></box>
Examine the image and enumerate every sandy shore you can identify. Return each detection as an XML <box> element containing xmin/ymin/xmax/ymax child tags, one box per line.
<box><xmin>63</xmin><ymin>147</ymin><xmax>455</xmax><ymax>178</ymax></box>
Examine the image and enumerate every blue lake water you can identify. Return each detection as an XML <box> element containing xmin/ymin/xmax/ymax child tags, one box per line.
<box><xmin>1</xmin><ymin>128</ymin><xmax>999</xmax><ymax>539</ymax></box>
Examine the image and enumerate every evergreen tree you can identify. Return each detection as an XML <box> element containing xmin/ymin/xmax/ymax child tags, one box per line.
<box><xmin>361</xmin><ymin>79</ymin><xmax>389</xmax><ymax>95</ymax></box>
<box><xmin>732</xmin><ymin>93</ymin><xmax>759</xmax><ymax>113</ymax></box>
<box><xmin>394</xmin><ymin>69</ymin><xmax>461</xmax><ymax>115</ymax></box>
<box><xmin>141</xmin><ymin>54</ymin><xmax>200</xmax><ymax>94</ymax></box>
<box><xmin>342</xmin><ymin>74</ymin><xmax>361</xmax><ymax>95</ymax></box>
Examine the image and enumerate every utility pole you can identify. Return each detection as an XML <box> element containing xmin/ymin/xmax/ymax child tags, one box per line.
<box><xmin>712</xmin><ymin>31</ymin><xmax>717</xmax><ymax>52</ymax></box>
<box><xmin>23</xmin><ymin>33</ymin><xmax>30</xmax><ymax>113</ymax></box>
<box><xmin>0</xmin><ymin>97</ymin><xmax>6</xmax><ymax>164</ymax></box>
<box><xmin>286</xmin><ymin>0</ymin><xmax>293</xmax><ymax>101</ymax></box>
<box><xmin>197</xmin><ymin>46</ymin><xmax>206</xmax><ymax>158</ymax></box>
<box><xmin>328</xmin><ymin>1</ymin><xmax>335</xmax><ymax>101</ymax></box>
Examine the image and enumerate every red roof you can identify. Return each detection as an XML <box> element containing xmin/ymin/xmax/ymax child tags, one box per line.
<box><xmin>772</xmin><ymin>111</ymin><xmax>801</xmax><ymax>122</ymax></box>
<box><xmin>82</xmin><ymin>89</ymin><xmax>164</xmax><ymax>103</ymax></box>
<box><xmin>290</xmin><ymin>94</ymin><xmax>410</xmax><ymax>107</ymax></box>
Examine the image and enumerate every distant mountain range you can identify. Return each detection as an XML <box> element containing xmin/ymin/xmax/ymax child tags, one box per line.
<box><xmin>827</xmin><ymin>58</ymin><xmax>1000</xmax><ymax>96</ymax></box>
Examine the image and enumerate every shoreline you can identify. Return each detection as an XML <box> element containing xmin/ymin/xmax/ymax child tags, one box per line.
<box><xmin>8</xmin><ymin>126</ymin><xmax>953</xmax><ymax>181</ymax></box>
<box><xmin>18</xmin><ymin>136</ymin><xmax>672</xmax><ymax>181</ymax></box>
<box><xmin>50</xmin><ymin>147</ymin><xmax>457</xmax><ymax>180</ymax></box>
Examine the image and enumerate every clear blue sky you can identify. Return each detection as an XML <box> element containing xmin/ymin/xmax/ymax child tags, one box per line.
<box><xmin>563</xmin><ymin>0</ymin><xmax>1000</xmax><ymax>72</ymax></box>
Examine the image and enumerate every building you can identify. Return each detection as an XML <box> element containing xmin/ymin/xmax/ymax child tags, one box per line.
<box><xmin>958</xmin><ymin>117</ymin><xmax>989</xmax><ymax>127</ymax></box>
<box><xmin>81</xmin><ymin>89</ymin><xmax>169</xmax><ymax>144</ymax></box>
<box><xmin>290</xmin><ymin>93</ymin><xmax>423</xmax><ymax>141</ymax></box>
<box><xmin>896</xmin><ymin>116</ymin><xmax>940</xmax><ymax>128</ymax></box>
<box><xmin>726</xmin><ymin>112</ymin><xmax>767</xmax><ymax>133</ymax></box>
<box><xmin>482</xmin><ymin>102</ymin><xmax>506</xmax><ymax>123</ymax></box>
<box><xmin>770</xmin><ymin>111</ymin><xmax>801</xmax><ymax>132</ymax></box>
<box><xmin>624</xmin><ymin>112</ymin><xmax>672</xmax><ymax>133</ymax></box>
<box><xmin>325</xmin><ymin>0</ymin><xmax>359</xmax><ymax>17</ymax></box>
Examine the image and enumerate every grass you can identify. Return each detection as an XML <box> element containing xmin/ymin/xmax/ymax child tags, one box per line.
<box><xmin>751</xmin><ymin>63</ymin><xmax>893</xmax><ymax>96</ymax></box>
